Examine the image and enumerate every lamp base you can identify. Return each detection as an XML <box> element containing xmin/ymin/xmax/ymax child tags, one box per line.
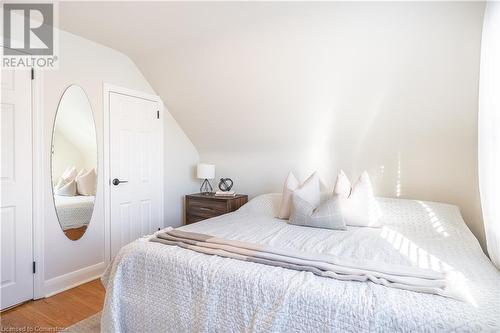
<box><xmin>200</xmin><ymin>179</ymin><xmax>213</xmax><ymax>194</ymax></box>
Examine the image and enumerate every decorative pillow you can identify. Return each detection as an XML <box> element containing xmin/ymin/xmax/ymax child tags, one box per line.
<box><xmin>54</xmin><ymin>177</ymin><xmax>66</xmax><ymax>191</ymax></box>
<box><xmin>294</xmin><ymin>172</ymin><xmax>321</xmax><ymax>208</ymax></box>
<box><xmin>76</xmin><ymin>168</ymin><xmax>97</xmax><ymax>196</ymax></box>
<box><xmin>290</xmin><ymin>195</ymin><xmax>346</xmax><ymax>230</ymax></box>
<box><xmin>76</xmin><ymin>168</ymin><xmax>87</xmax><ymax>178</ymax></box>
<box><xmin>338</xmin><ymin>171</ymin><xmax>382</xmax><ymax>227</ymax></box>
<box><xmin>54</xmin><ymin>179</ymin><xmax>77</xmax><ymax>196</ymax></box>
<box><xmin>333</xmin><ymin>170</ymin><xmax>351</xmax><ymax>197</ymax></box>
<box><xmin>278</xmin><ymin>172</ymin><xmax>300</xmax><ymax>219</ymax></box>
<box><xmin>61</xmin><ymin>166</ymin><xmax>77</xmax><ymax>182</ymax></box>
<box><xmin>290</xmin><ymin>172</ymin><xmax>321</xmax><ymax>220</ymax></box>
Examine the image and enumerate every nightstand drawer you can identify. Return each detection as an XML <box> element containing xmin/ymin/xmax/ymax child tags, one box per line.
<box><xmin>185</xmin><ymin>193</ymin><xmax>248</xmax><ymax>225</ymax></box>
<box><xmin>187</xmin><ymin>207</ymin><xmax>225</xmax><ymax>220</ymax></box>
<box><xmin>186</xmin><ymin>213</ymin><xmax>211</xmax><ymax>224</ymax></box>
<box><xmin>187</xmin><ymin>199</ymin><xmax>228</xmax><ymax>214</ymax></box>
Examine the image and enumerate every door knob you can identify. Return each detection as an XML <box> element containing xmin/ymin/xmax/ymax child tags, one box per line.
<box><xmin>112</xmin><ymin>178</ymin><xmax>128</xmax><ymax>186</ymax></box>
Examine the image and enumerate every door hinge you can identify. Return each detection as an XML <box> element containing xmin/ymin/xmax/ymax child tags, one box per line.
<box><xmin>157</xmin><ymin>110</ymin><xmax>160</xmax><ymax>119</ymax></box>
<box><xmin>32</xmin><ymin>261</ymin><xmax>36</xmax><ymax>274</ymax></box>
<box><xmin>31</xmin><ymin>68</ymin><xmax>34</xmax><ymax>80</ymax></box>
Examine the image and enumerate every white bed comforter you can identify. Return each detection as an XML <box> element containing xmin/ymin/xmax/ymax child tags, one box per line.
<box><xmin>54</xmin><ymin>195</ymin><xmax>95</xmax><ymax>230</ymax></box>
<box><xmin>101</xmin><ymin>194</ymin><xmax>500</xmax><ymax>332</ymax></box>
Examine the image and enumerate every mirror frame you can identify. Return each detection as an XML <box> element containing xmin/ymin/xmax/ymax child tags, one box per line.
<box><xmin>50</xmin><ymin>84</ymin><xmax>98</xmax><ymax>241</ymax></box>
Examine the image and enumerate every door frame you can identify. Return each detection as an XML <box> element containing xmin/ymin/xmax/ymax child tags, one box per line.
<box><xmin>1</xmin><ymin>47</ymin><xmax>41</xmax><ymax>303</ymax></box>
<box><xmin>103</xmin><ymin>83</ymin><xmax>164</xmax><ymax>261</ymax></box>
<box><xmin>32</xmin><ymin>69</ymin><xmax>45</xmax><ymax>299</ymax></box>
<box><xmin>1</xmin><ymin>66</ymin><xmax>38</xmax><ymax>307</ymax></box>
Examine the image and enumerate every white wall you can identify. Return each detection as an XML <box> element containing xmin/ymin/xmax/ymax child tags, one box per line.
<box><xmin>163</xmin><ymin>109</ymin><xmax>200</xmax><ymax>225</ymax></box>
<box><xmin>57</xmin><ymin>2</ymin><xmax>488</xmax><ymax>249</ymax></box>
<box><xmin>40</xmin><ymin>29</ymin><xmax>198</xmax><ymax>295</ymax></box>
<box><xmin>180</xmin><ymin>2</ymin><xmax>486</xmax><ymax>248</ymax></box>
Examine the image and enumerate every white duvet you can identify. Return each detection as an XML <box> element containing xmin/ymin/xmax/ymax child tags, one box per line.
<box><xmin>54</xmin><ymin>195</ymin><xmax>95</xmax><ymax>230</ymax></box>
<box><xmin>101</xmin><ymin>194</ymin><xmax>500</xmax><ymax>332</ymax></box>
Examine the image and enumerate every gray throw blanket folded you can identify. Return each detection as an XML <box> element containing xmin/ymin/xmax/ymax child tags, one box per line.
<box><xmin>150</xmin><ymin>228</ymin><xmax>464</xmax><ymax>301</ymax></box>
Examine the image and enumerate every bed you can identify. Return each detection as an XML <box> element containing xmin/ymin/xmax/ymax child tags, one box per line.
<box><xmin>54</xmin><ymin>195</ymin><xmax>95</xmax><ymax>230</ymax></box>
<box><xmin>101</xmin><ymin>194</ymin><xmax>500</xmax><ymax>332</ymax></box>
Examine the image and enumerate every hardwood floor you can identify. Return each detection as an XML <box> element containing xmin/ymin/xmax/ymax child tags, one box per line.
<box><xmin>64</xmin><ymin>226</ymin><xmax>88</xmax><ymax>241</ymax></box>
<box><xmin>0</xmin><ymin>279</ymin><xmax>105</xmax><ymax>331</ymax></box>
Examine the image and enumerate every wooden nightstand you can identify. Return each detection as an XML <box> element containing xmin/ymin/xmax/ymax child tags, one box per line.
<box><xmin>185</xmin><ymin>193</ymin><xmax>248</xmax><ymax>225</ymax></box>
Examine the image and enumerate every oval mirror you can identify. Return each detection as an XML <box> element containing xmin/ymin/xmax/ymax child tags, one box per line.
<box><xmin>51</xmin><ymin>85</ymin><xmax>97</xmax><ymax>241</ymax></box>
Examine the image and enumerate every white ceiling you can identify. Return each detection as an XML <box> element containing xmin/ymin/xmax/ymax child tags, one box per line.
<box><xmin>61</xmin><ymin>1</ymin><xmax>336</xmax><ymax>153</ymax></box>
<box><xmin>59</xmin><ymin>1</ymin><xmax>483</xmax><ymax>155</ymax></box>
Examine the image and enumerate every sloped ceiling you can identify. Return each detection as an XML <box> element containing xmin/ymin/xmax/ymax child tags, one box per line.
<box><xmin>61</xmin><ymin>1</ymin><xmax>343</xmax><ymax>153</ymax></box>
<box><xmin>62</xmin><ymin>1</ymin><xmax>483</xmax><ymax>154</ymax></box>
<box><xmin>59</xmin><ymin>2</ymin><xmax>488</xmax><ymax>249</ymax></box>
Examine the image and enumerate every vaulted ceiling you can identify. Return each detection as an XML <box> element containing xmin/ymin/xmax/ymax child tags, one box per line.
<box><xmin>59</xmin><ymin>1</ymin><xmax>483</xmax><ymax>157</ymax></box>
<box><xmin>58</xmin><ymin>1</ymin><xmax>487</xmax><ymax>248</ymax></box>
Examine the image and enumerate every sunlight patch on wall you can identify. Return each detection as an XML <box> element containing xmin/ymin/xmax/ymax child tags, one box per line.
<box><xmin>396</xmin><ymin>153</ymin><xmax>402</xmax><ymax>197</ymax></box>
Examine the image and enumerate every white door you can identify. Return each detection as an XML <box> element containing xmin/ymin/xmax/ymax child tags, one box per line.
<box><xmin>1</xmin><ymin>68</ymin><xmax>33</xmax><ymax>309</ymax></box>
<box><xmin>109</xmin><ymin>92</ymin><xmax>162</xmax><ymax>257</ymax></box>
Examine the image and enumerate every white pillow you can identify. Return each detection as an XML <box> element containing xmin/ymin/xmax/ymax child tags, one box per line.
<box><xmin>293</xmin><ymin>172</ymin><xmax>321</xmax><ymax>208</ymax></box>
<box><xmin>290</xmin><ymin>194</ymin><xmax>346</xmax><ymax>230</ymax></box>
<box><xmin>76</xmin><ymin>168</ymin><xmax>97</xmax><ymax>196</ymax></box>
<box><xmin>278</xmin><ymin>172</ymin><xmax>300</xmax><ymax>219</ymax></box>
<box><xmin>76</xmin><ymin>168</ymin><xmax>87</xmax><ymax>178</ymax></box>
<box><xmin>54</xmin><ymin>179</ymin><xmax>77</xmax><ymax>196</ymax></box>
<box><xmin>278</xmin><ymin>172</ymin><xmax>320</xmax><ymax>219</ymax></box>
<box><xmin>333</xmin><ymin>169</ymin><xmax>351</xmax><ymax>197</ymax></box>
<box><xmin>61</xmin><ymin>166</ymin><xmax>77</xmax><ymax>182</ymax></box>
<box><xmin>336</xmin><ymin>171</ymin><xmax>382</xmax><ymax>227</ymax></box>
<box><xmin>54</xmin><ymin>177</ymin><xmax>66</xmax><ymax>191</ymax></box>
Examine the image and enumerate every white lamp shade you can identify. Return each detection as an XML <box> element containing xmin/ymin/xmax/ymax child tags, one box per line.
<box><xmin>197</xmin><ymin>163</ymin><xmax>215</xmax><ymax>179</ymax></box>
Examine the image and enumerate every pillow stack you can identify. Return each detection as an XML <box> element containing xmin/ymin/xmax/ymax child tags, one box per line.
<box><xmin>54</xmin><ymin>166</ymin><xmax>97</xmax><ymax>196</ymax></box>
<box><xmin>278</xmin><ymin>170</ymin><xmax>382</xmax><ymax>229</ymax></box>
<box><xmin>54</xmin><ymin>166</ymin><xmax>78</xmax><ymax>196</ymax></box>
<box><xmin>334</xmin><ymin>170</ymin><xmax>382</xmax><ymax>228</ymax></box>
<box><xmin>75</xmin><ymin>168</ymin><xmax>97</xmax><ymax>196</ymax></box>
<box><xmin>278</xmin><ymin>172</ymin><xmax>320</xmax><ymax>219</ymax></box>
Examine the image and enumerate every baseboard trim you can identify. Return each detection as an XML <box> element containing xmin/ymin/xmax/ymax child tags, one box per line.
<box><xmin>43</xmin><ymin>262</ymin><xmax>106</xmax><ymax>297</ymax></box>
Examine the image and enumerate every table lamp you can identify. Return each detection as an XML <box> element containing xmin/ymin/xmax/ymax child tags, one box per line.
<box><xmin>197</xmin><ymin>163</ymin><xmax>215</xmax><ymax>194</ymax></box>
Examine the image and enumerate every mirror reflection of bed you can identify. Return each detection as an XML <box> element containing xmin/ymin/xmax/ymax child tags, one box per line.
<box><xmin>54</xmin><ymin>194</ymin><xmax>94</xmax><ymax>240</ymax></box>
<box><xmin>51</xmin><ymin>85</ymin><xmax>97</xmax><ymax>241</ymax></box>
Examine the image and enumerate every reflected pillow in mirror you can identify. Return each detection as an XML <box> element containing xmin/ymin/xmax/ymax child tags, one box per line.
<box><xmin>54</xmin><ymin>179</ymin><xmax>77</xmax><ymax>196</ymax></box>
<box><xmin>290</xmin><ymin>194</ymin><xmax>346</xmax><ymax>230</ymax></box>
<box><xmin>61</xmin><ymin>166</ymin><xmax>77</xmax><ymax>182</ymax></box>
<box><xmin>76</xmin><ymin>168</ymin><xmax>87</xmax><ymax>178</ymax></box>
<box><xmin>76</xmin><ymin>168</ymin><xmax>96</xmax><ymax>196</ymax></box>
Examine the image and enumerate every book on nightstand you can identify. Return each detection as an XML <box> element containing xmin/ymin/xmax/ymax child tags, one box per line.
<box><xmin>215</xmin><ymin>190</ymin><xmax>236</xmax><ymax>196</ymax></box>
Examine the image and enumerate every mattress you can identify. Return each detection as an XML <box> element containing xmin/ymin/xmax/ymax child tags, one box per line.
<box><xmin>54</xmin><ymin>195</ymin><xmax>95</xmax><ymax>230</ymax></box>
<box><xmin>101</xmin><ymin>194</ymin><xmax>500</xmax><ymax>332</ymax></box>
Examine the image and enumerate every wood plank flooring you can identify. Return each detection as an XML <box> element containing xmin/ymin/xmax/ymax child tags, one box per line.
<box><xmin>0</xmin><ymin>279</ymin><xmax>105</xmax><ymax>331</ymax></box>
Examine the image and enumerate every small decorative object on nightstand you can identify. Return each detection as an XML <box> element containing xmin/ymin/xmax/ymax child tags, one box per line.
<box><xmin>185</xmin><ymin>193</ymin><xmax>248</xmax><ymax>224</ymax></box>
<box><xmin>218</xmin><ymin>178</ymin><xmax>233</xmax><ymax>192</ymax></box>
<box><xmin>197</xmin><ymin>163</ymin><xmax>215</xmax><ymax>194</ymax></box>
